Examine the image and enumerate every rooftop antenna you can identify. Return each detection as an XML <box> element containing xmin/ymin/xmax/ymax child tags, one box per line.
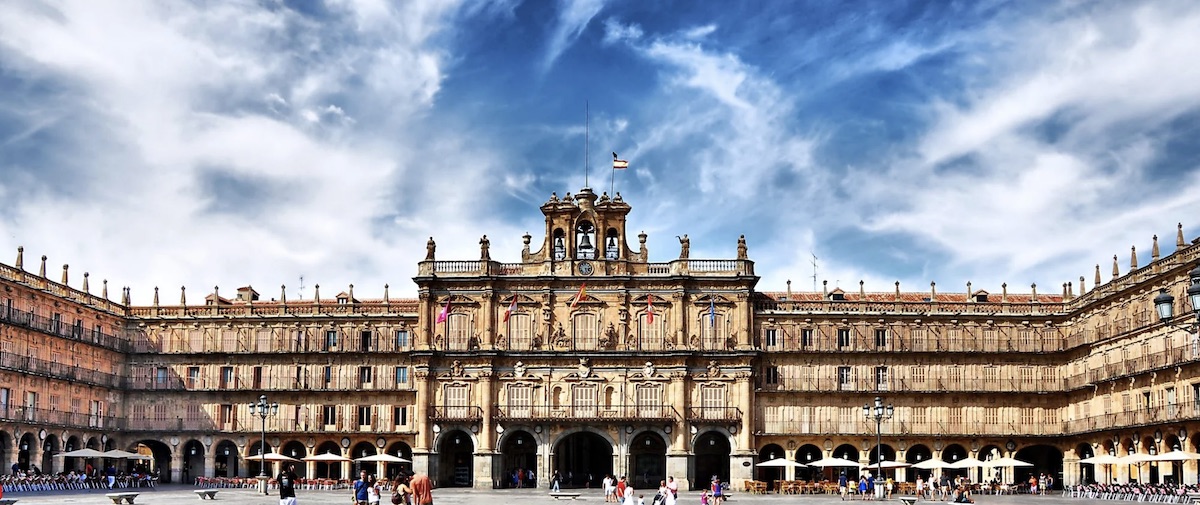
<box><xmin>810</xmin><ymin>252</ymin><xmax>819</xmax><ymax>292</ymax></box>
<box><xmin>297</xmin><ymin>275</ymin><xmax>305</xmax><ymax>300</ymax></box>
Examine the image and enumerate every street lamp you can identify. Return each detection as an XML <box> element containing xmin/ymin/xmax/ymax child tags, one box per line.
<box><xmin>1153</xmin><ymin>265</ymin><xmax>1200</xmax><ymax>323</ymax></box>
<box><xmin>863</xmin><ymin>396</ymin><xmax>894</xmax><ymax>500</ymax></box>
<box><xmin>248</xmin><ymin>394</ymin><xmax>279</xmax><ymax>495</ymax></box>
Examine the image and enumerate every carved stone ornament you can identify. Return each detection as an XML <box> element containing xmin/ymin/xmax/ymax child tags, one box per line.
<box><xmin>433</xmin><ymin>334</ymin><xmax>444</xmax><ymax>350</ymax></box>
<box><xmin>514</xmin><ymin>361</ymin><xmax>527</xmax><ymax>378</ymax></box>
<box><xmin>600</xmin><ymin>323</ymin><xmax>617</xmax><ymax>349</ymax></box>
<box><xmin>708</xmin><ymin>360</ymin><xmax>721</xmax><ymax>377</ymax></box>
<box><xmin>644</xmin><ymin>361</ymin><xmax>655</xmax><ymax>378</ymax></box>
<box><xmin>689</xmin><ymin>334</ymin><xmax>701</xmax><ymax>349</ymax></box>
<box><xmin>579</xmin><ymin>357</ymin><xmax>591</xmax><ymax>379</ymax></box>
<box><xmin>532</xmin><ymin>333</ymin><xmax>544</xmax><ymax>350</ymax></box>
<box><xmin>450</xmin><ymin>360</ymin><xmax>465</xmax><ymax>377</ymax></box>
<box><xmin>553</xmin><ymin>323</ymin><xmax>569</xmax><ymax>348</ymax></box>
<box><xmin>495</xmin><ymin>334</ymin><xmax>508</xmax><ymax>350</ymax></box>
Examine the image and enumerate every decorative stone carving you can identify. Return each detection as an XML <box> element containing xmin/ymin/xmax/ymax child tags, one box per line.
<box><xmin>495</xmin><ymin>334</ymin><xmax>507</xmax><ymax>350</ymax></box>
<box><xmin>425</xmin><ymin>237</ymin><xmax>436</xmax><ymax>261</ymax></box>
<box><xmin>532</xmin><ymin>333</ymin><xmax>543</xmax><ymax>350</ymax></box>
<box><xmin>480</xmin><ymin>235</ymin><xmax>491</xmax><ymax>260</ymax></box>
<box><xmin>433</xmin><ymin>334</ymin><xmax>443</xmax><ymax>350</ymax></box>
<box><xmin>689</xmin><ymin>334</ymin><xmax>701</xmax><ymax>349</ymax></box>
<box><xmin>553</xmin><ymin>323</ymin><xmax>569</xmax><ymax>348</ymax></box>
<box><xmin>737</xmin><ymin>235</ymin><xmax>747</xmax><ymax>260</ymax></box>
<box><xmin>643</xmin><ymin>361</ymin><xmax>655</xmax><ymax>377</ymax></box>
<box><xmin>708</xmin><ymin>360</ymin><xmax>721</xmax><ymax>377</ymax></box>
<box><xmin>600</xmin><ymin>323</ymin><xmax>618</xmax><ymax>349</ymax></box>
<box><xmin>677</xmin><ymin>234</ymin><xmax>690</xmax><ymax>259</ymax></box>
<box><xmin>578</xmin><ymin>357</ymin><xmax>591</xmax><ymax>379</ymax></box>
<box><xmin>450</xmin><ymin>360</ymin><xmax>465</xmax><ymax>377</ymax></box>
<box><xmin>514</xmin><ymin>361</ymin><xmax>527</xmax><ymax>378</ymax></box>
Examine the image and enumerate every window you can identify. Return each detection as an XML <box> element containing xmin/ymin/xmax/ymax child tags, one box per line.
<box><xmin>445</xmin><ymin>384</ymin><xmax>470</xmax><ymax>418</ymax></box>
<box><xmin>323</xmin><ymin>405</ymin><xmax>337</xmax><ymax>426</ymax></box>
<box><xmin>252</xmin><ymin>366</ymin><xmax>263</xmax><ymax>389</ymax></box>
<box><xmin>394</xmin><ymin>330</ymin><xmax>409</xmax><ymax>349</ymax></box>
<box><xmin>984</xmin><ymin>407</ymin><xmax>999</xmax><ymax>425</ymax></box>
<box><xmin>393</xmin><ymin>406</ymin><xmax>408</xmax><ymax>428</ymax></box>
<box><xmin>605</xmin><ymin>229</ymin><xmax>620</xmax><ymax>260</ymax></box>
<box><xmin>765</xmin><ymin>328</ymin><xmax>778</xmax><ymax>348</ymax></box>
<box><xmin>801</xmin><ymin>328</ymin><xmax>813</xmax><ymax>348</ymax></box>
<box><xmin>155</xmin><ymin>367</ymin><xmax>169</xmax><ymax>385</ymax></box>
<box><xmin>325</xmin><ymin>330</ymin><xmax>338</xmax><ymax>350</ymax></box>
<box><xmin>357</xmin><ymin>406</ymin><xmax>372</xmax><ymax>427</ymax></box>
<box><xmin>0</xmin><ymin>388</ymin><xmax>8</xmax><ymax>417</ymax></box>
<box><xmin>635</xmin><ymin>385</ymin><xmax>662</xmax><ymax>417</ymax></box>
<box><xmin>187</xmin><ymin>367</ymin><xmax>200</xmax><ymax>388</ymax></box>
<box><xmin>1143</xmin><ymin>391</ymin><xmax>1152</xmax><ymax>411</ymax></box>
<box><xmin>575</xmin><ymin>221</ymin><xmax>596</xmax><ymax>259</ymax></box>
<box><xmin>700</xmin><ymin>386</ymin><xmax>727</xmax><ymax>420</ymax></box>
<box><xmin>220</xmin><ymin>366</ymin><xmax>234</xmax><ymax>389</ymax></box>
<box><xmin>765</xmin><ymin>365</ymin><xmax>781</xmax><ymax>386</ymax></box>
<box><xmin>837</xmin><ymin>328</ymin><xmax>850</xmax><ymax>348</ymax></box>
<box><xmin>52</xmin><ymin>313</ymin><xmax>61</xmax><ymax>333</ymax></box>
<box><xmin>360</xmin><ymin>330</ymin><xmax>372</xmax><ymax>351</ymax></box>
<box><xmin>874</xmin><ymin>328</ymin><xmax>887</xmax><ymax>347</ymax></box>
<box><xmin>553</xmin><ymin>229</ymin><xmax>566</xmax><ymax>261</ymax></box>
<box><xmin>1168</xmin><ymin>387</ymin><xmax>1177</xmax><ymax>416</ymax></box>
<box><xmin>912</xmin><ymin>407</ymin><xmax>926</xmax><ymax>427</ymax></box>
<box><xmin>838</xmin><ymin>366</ymin><xmax>852</xmax><ymax>390</ymax></box>
<box><xmin>447</xmin><ymin>314</ymin><xmax>471</xmax><ymax>350</ymax></box>
<box><xmin>875</xmin><ymin>366</ymin><xmax>888</xmax><ymax>390</ymax></box>
<box><xmin>574</xmin><ymin>313</ymin><xmax>598</xmax><ymax>350</ymax></box>
<box><xmin>395</xmin><ymin>367</ymin><xmax>408</xmax><ymax>386</ymax></box>
<box><xmin>572</xmin><ymin>385</ymin><xmax>597</xmax><ymax>417</ymax></box>
<box><xmin>509</xmin><ymin>385</ymin><xmax>533</xmax><ymax>417</ymax></box>
<box><xmin>639</xmin><ymin>313</ymin><xmax>663</xmax><ymax>350</ymax></box>
<box><xmin>219</xmin><ymin>404</ymin><xmax>234</xmax><ymax>429</ymax></box>
<box><xmin>90</xmin><ymin>400</ymin><xmax>102</xmax><ymax>428</ymax></box>
<box><xmin>324</xmin><ymin>366</ymin><xmax>333</xmax><ymax>387</ymax></box>
<box><xmin>508</xmin><ymin>314</ymin><xmax>532</xmax><ymax>350</ymax></box>
<box><xmin>359</xmin><ymin>366</ymin><xmax>373</xmax><ymax>387</ymax></box>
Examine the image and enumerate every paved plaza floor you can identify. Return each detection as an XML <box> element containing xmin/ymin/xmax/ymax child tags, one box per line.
<box><xmin>1</xmin><ymin>485</ymin><xmax>1101</xmax><ymax>505</ymax></box>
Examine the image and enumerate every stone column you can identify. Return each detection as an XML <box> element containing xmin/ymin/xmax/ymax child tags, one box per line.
<box><xmin>414</xmin><ymin>368</ymin><xmax>431</xmax><ymax>452</ymax></box>
<box><xmin>482</xmin><ymin>290</ymin><xmax>496</xmax><ymax>349</ymax></box>
<box><xmin>480</xmin><ymin>371</ymin><xmax>495</xmax><ymax>451</ymax></box>
<box><xmin>204</xmin><ymin>449</ymin><xmax>216</xmax><ymax>478</ymax></box>
<box><xmin>667</xmin><ymin>371</ymin><xmax>690</xmax><ymax>490</ymax></box>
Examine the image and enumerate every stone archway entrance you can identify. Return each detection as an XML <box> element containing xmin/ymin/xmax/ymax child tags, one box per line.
<box><xmin>183</xmin><ymin>440</ymin><xmax>206</xmax><ymax>483</ymax></box>
<box><xmin>214</xmin><ymin>440</ymin><xmax>239</xmax><ymax>477</ymax></box>
<box><xmin>554</xmin><ymin>431</ymin><xmax>612</xmax><ymax>488</ymax></box>
<box><xmin>436</xmin><ymin>430</ymin><xmax>474</xmax><ymax>488</ymax></box>
<box><xmin>1015</xmin><ymin>445</ymin><xmax>1064</xmax><ymax>490</ymax></box>
<box><xmin>694</xmin><ymin>432</ymin><xmax>731</xmax><ymax>490</ymax></box>
<box><xmin>500</xmin><ymin>430</ymin><xmax>537</xmax><ymax>488</ymax></box>
<box><xmin>386</xmin><ymin>442</ymin><xmax>413</xmax><ymax>479</ymax></box>
<box><xmin>135</xmin><ymin>440</ymin><xmax>173</xmax><ymax>483</ymax></box>
<box><xmin>629</xmin><ymin>432</ymin><xmax>666</xmax><ymax>489</ymax></box>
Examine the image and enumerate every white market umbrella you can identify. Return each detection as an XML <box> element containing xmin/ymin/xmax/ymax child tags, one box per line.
<box><xmin>55</xmin><ymin>448</ymin><xmax>107</xmax><ymax>458</ymax></box>
<box><xmin>911</xmin><ymin>459</ymin><xmax>945</xmax><ymax>470</ymax></box>
<box><xmin>1118</xmin><ymin>453</ymin><xmax>1154</xmax><ymax>464</ymax></box>
<box><xmin>862</xmin><ymin>460</ymin><xmax>911</xmax><ymax>469</ymax></box>
<box><xmin>245</xmin><ymin>452</ymin><xmax>300</xmax><ymax>462</ymax></box>
<box><xmin>809</xmin><ymin>457</ymin><xmax>861</xmax><ymax>468</ymax></box>
<box><xmin>102</xmin><ymin>450</ymin><xmax>143</xmax><ymax>459</ymax></box>
<box><xmin>354</xmin><ymin>454</ymin><xmax>411</xmax><ymax>463</ymax></box>
<box><xmin>947</xmin><ymin>456</ymin><xmax>986</xmax><ymax>469</ymax></box>
<box><xmin>1079</xmin><ymin>454</ymin><xmax>1123</xmax><ymax>465</ymax></box>
<box><xmin>303</xmin><ymin>452</ymin><xmax>351</xmax><ymax>462</ymax></box>
<box><xmin>1148</xmin><ymin>450</ymin><xmax>1200</xmax><ymax>462</ymax></box>
<box><xmin>982</xmin><ymin>456</ymin><xmax>1033</xmax><ymax>468</ymax></box>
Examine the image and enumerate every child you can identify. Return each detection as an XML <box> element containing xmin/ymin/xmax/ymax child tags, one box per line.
<box><xmin>638</xmin><ymin>494</ymin><xmax>645</xmax><ymax>505</ymax></box>
<box><xmin>700</xmin><ymin>490</ymin><xmax>710</xmax><ymax>505</ymax></box>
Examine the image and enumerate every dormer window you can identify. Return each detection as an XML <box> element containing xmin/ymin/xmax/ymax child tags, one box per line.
<box><xmin>553</xmin><ymin>229</ymin><xmax>566</xmax><ymax>260</ymax></box>
<box><xmin>974</xmin><ymin>291</ymin><xmax>989</xmax><ymax>302</ymax></box>
<box><xmin>575</xmin><ymin>221</ymin><xmax>596</xmax><ymax>260</ymax></box>
<box><xmin>828</xmin><ymin>288</ymin><xmax>846</xmax><ymax>301</ymax></box>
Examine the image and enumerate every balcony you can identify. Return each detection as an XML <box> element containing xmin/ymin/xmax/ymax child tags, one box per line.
<box><xmin>122</xmin><ymin>374</ymin><xmax>419</xmax><ymax>393</ymax></box>
<box><xmin>0</xmin><ymin>350</ymin><xmax>121</xmax><ymax>389</ymax></box>
<box><xmin>687</xmin><ymin>407</ymin><xmax>742</xmax><ymax>423</ymax></box>
<box><xmin>493</xmin><ymin>404</ymin><xmax>679</xmax><ymax>423</ymax></box>
<box><xmin>0</xmin><ymin>405</ymin><xmax>119</xmax><ymax>431</ymax></box>
<box><xmin>429</xmin><ymin>406</ymin><xmax>484</xmax><ymax>422</ymax></box>
<box><xmin>0</xmin><ymin>306</ymin><xmax>130</xmax><ymax>352</ymax></box>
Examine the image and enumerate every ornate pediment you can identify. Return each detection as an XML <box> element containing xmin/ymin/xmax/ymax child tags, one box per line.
<box><xmin>695</xmin><ymin>360</ymin><xmax>734</xmax><ymax>381</ymax></box>
<box><xmin>562</xmin><ymin>357</ymin><xmax>607</xmax><ymax>382</ymax></box>
<box><xmin>438</xmin><ymin>294</ymin><xmax>480</xmax><ymax>307</ymax></box>
<box><xmin>629</xmin><ymin>361</ymin><xmax>670</xmax><ymax>381</ymax></box>
<box><xmin>567</xmin><ymin>293</ymin><xmax>604</xmax><ymax>307</ymax></box>
<box><xmin>694</xmin><ymin>293</ymin><xmax>736</xmax><ymax>306</ymax></box>
<box><xmin>503</xmin><ymin>294</ymin><xmax>539</xmax><ymax>305</ymax></box>
<box><xmin>435</xmin><ymin>360</ymin><xmax>478</xmax><ymax>380</ymax></box>
<box><xmin>497</xmin><ymin>361</ymin><xmax>546</xmax><ymax>381</ymax></box>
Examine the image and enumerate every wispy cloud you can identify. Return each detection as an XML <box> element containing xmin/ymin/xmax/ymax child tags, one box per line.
<box><xmin>542</xmin><ymin>0</ymin><xmax>607</xmax><ymax>72</ymax></box>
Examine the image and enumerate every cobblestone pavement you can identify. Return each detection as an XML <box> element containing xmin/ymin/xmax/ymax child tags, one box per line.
<box><xmin>1</xmin><ymin>485</ymin><xmax>1096</xmax><ymax>505</ymax></box>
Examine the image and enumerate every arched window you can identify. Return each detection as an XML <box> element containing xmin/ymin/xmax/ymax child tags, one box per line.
<box><xmin>553</xmin><ymin>229</ymin><xmax>566</xmax><ymax>261</ymax></box>
<box><xmin>575</xmin><ymin>221</ymin><xmax>596</xmax><ymax>259</ymax></box>
<box><xmin>605</xmin><ymin>229</ymin><xmax>619</xmax><ymax>260</ymax></box>
<box><xmin>574</xmin><ymin>313</ymin><xmax>598</xmax><ymax>350</ymax></box>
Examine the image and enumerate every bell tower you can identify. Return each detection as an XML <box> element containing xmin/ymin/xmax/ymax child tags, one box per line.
<box><xmin>522</xmin><ymin>188</ymin><xmax>644</xmax><ymax>275</ymax></box>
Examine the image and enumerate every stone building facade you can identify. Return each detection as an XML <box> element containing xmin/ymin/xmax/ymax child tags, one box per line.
<box><xmin>1</xmin><ymin>188</ymin><xmax>1199</xmax><ymax>490</ymax></box>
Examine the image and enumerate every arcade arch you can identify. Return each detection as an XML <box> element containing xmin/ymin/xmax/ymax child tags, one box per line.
<box><xmin>436</xmin><ymin>429</ymin><xmax>474</xmax><ymax>488</ymax></box>
<box><xmin>553</xmin><ymin>429</ymin><xmax>612</xmax><ymax>488</ymax></box>
<box><xmin>694</xmin><ymin>431</ymin><xmax>731</xmax><ymax>489</ymax></box>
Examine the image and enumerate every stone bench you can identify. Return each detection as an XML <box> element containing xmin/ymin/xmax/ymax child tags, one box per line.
<box><xmin>193</xmin><ymin>489</ymin><xmax>220</xmax><ymax>500</ymax></box>
<box><xmin>106</xmin><ymin>492</ymin><xmax>139</xmax><ymax>504</ymax></box>
<box><xmin>549</xmin><ymin>492</ymin><xmax>582</xmax><ymax>500</ymax></box>
<box><xmin>899</xmin><ymin>496</ymin><xmax>919</xmax><ymax>505</ymax></box>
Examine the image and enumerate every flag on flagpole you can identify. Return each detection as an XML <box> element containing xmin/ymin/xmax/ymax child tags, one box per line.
<box><xmin>709</xmin><ymin>297</ymin><xmax>716</xmax><ymax>327</ymax></box>
<box><xmin>647</xmin><ymin>293</ymin><xmax>654</xmax><ymax>324</ymax></box>
<box><xmin>436</xmin><ymin>298</ymin><xmax>450</xmax><ymax>324</ymax></box>
<box><xmin>613</xmin><ymin>152</ymin><xmax>628</xmax><ymax>169</ymax></box>
<box><xmin>570</xmin><ymin>283</ymin><xmax>587</xmax><ymax>309</ymax></box>
<box><xmin>503</xmin><ymin>296</ymin><xmax>517</xmax><ymax>323</ymax></box>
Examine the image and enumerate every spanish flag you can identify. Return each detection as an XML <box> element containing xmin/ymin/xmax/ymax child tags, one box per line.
<box><xmin>503</xmin><ymin>296</ymin><xmax>517</xmax><ymax>323</ymax></box>
<box><xmin>613</xmin><ymin>152</ymin><xmax>628</xmax><ymax>169</ymax></box>
<box><xmin>436</xmin><ymin>298</ymin><xmax>450</xmax><ymax>324</ymax></box>
<box><xmin>570</xmin><ymin>283</ymin><xmax>587</xmax><ymax>309</ymax></box>
<box><xmin>647</xmin><ymin>293</ymin><xmax>654</xmax><ymax>324</ymax></box>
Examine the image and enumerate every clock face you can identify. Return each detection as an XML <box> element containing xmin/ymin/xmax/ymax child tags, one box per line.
<box><xmin>579</xmin><ymin>261</ymin><xmax>594</xmax><ymax>276</ymax></box>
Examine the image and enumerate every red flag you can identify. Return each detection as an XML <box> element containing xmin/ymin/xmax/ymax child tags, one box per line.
<box><xmin>436</xmin><ymin>298</ymin><xmax>450</xmax><ymax>324</ymax></box>
<box><xmin>570</xmin><ymin>283</ymin><xmax>587</xmax><ymax>309</ymax></box>
<box><xmin>647</xmin><ymin>294</ymin><xmax>654</xmax><ymax>324</ymax></box>
<box><xmin>503</xmin><ymin>296</ymin><xmax>517</xmax><ymax>323</ymax></box>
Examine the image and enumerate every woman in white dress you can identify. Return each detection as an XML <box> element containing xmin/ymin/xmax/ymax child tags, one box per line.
<box><xmin>624</xmin><ymin>483</ymin><xmax>636</xmax><ymax>505</ymax></box>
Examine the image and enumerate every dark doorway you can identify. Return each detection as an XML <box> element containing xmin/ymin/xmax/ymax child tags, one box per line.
<box><xmin>941</xmin><ymin>444</ymin><xmax>968</xmax><ymax>480</ymax></box>
<box><xmin>313</xmin><ymin>441</ymin><xmax>344</xmax><ymax>479</ymax></box>
<box><xmin>795</xmin><ymin>444</ymin><xmax>822</xmax><ymax>481</ymax></box>
<box><xmin>135</xmin><ymin>440</ymin><xmax>173</xmax><ymax>483</ymax></box>
<box><xmin>214</xmin><ymin>440</ymin><xmax>239</xmax><ymax>477</ymax></box>
<box><xmin>184</xmin><ymin>440</ymin><xmax>207</xmax><ymax>483</ymax></box>
<box><xmin>437</xmin><ymin>430</ymin><xmax>474</xmax><ymax>487</ymax></box>
<box><xmin>832</xmin><ymin>444</ymin><xmax>861</xmax><ymax>482</ymax></box>
<box><xmin>695</xmin><ymin>432</ymin><xmax>731</xmax><ymax>490</ymax></box>
<box><xmin>386</xmin><ymin>442</ymin><xmax>413</xmax><ymax>479</ymax></box>
<box><xmin>500</xmin><ymin>431</ymin><xmax>537</xmax><ymax>488</ymax></box>
<box><xmin>554</xmin><ymin>431</ymin><xmax>612</xmax><ymax>488</ymax></box>
<box><xmin>629</xmin><ymin>432</ymin><xmax>666</xmax><ymax>489</ymax></box>
<box><xmin>906</xmin><ymin>444</ymin><xmax>933</xmax><ymax>482</ymax></box>
<box><xmin>1014</xmin><ymin>445</ymin><xmax>1064</xmax><ymax>490</ymax></box>
<box><xmin>757</xmin><ymin>444</ymin><xmax>786</xmax><ymax>490</ymax></box>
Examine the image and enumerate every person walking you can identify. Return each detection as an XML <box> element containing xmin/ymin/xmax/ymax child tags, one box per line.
<box><xmin>409</xmin><ymin>472</ymin><xmax>433</xmax><ymax>505</ymax></box>
<box><xmin>277</xmin><ymin>464</ymin><xmax>299</xmax><ymax>505</ymax></box>
<box><xmin>353</xmin><ymin>470</ymin><xmax>370</xmax><ymax>505</ymax></box>
<box><xmin>551</xmin><ymin>470</ymin><xmax>562</xmax><ymax>492</ymax></box>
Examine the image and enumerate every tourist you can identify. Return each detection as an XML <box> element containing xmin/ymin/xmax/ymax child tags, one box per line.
<box><xmin>551</xmin><ymin>470</ymin><xmax>563</xmax><ymax>492</ymax></box>
<box><xmin>666</xmin><ymin>476</ymin><xmax>678</xmax><ymax>501</ymax></box>
<box><xmin>277</xmin><ymin>464</ymin><xmax>299</xmax><ymax>505</ymax></box>
<box><xmin>409</xmin><ymin>472</ymin><xmax>433</xmax><ymax>505</ymax></box>
<box><xmin>353</xmin><ymin>470</ymin><xmax>370</xmax><ymax>505</ymax></box>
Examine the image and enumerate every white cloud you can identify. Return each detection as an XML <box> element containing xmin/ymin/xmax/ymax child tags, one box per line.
<box><xmin>543</xmin><ymin>0</ymin><xmax>607</xmax><ymax>72</ymax></box>
<box><xmin>682</xmin><ymin>24</ymin><xmax>716</xmax><ymax>40</ymax></box>
<box><xmin>602</xmin><ymin>17</ymin><xmax>643</xmax><ymax>45</ymax></box>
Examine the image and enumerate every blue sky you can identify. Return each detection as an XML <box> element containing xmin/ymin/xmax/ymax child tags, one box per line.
<box><xmin>2</xmin><ymin>0</ymin><xmax>1200</xmax><ymax>302</ymax></box>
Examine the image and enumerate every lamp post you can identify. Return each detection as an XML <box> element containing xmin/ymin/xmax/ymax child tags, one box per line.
<box><xmin>248</xmin><ymin>394</ymin><xmax>279</xmax><ymax>495</ymax></box>
<box><xmin>1152</xmin><ymin>265</ymin><xmax>1200</xmax><ymax>324</ymax></box>
<box><xmin>863</xmin><ymin>396</ymin><xmax>894</xmax><ymax>500</ymax></box>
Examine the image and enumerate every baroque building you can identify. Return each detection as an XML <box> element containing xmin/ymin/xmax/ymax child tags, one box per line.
<box><xmin>1</xmin><ymin>188</ymin><xmax>1199</xmax><ymax>490</ymax></box>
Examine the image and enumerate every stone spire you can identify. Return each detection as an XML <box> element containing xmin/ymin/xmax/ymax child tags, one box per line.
<box><xmin>280</xmin><ymin>285</ymin><xmax>287</xmax><ymax>304</ymax></box>
<box><xmin>894</xmin><ymin>281</ymin><xmax>900</xmax><ymax>301</ymax></box>
<box><xmin>1079</xmin><ymin>275</ymin><xmax>1086</xmax><ymax>294</ymax></box>
<box><xmin>14</xmin><ymin>246</ymin><xmax>22</xmax><ymax>270</ymax></box>
<box><xmin>786</xmin><ymin>279</ymin><xmax>792</xmax><ymax>300</ymax></box>
<box><xmin>1179</xmin><ymin>223</ymin><xmax>1186</xmax><ymax>248</ymax></box>
<box><xmin>102</xmin><ymin>279</ymin><xmax>108</xmax><ymax>300</ymax></box>
<box><xmin>82</xmin><ymin>272</ymin><xmax>89</xmax><ymax>293</ymax></box>
<box><xmin>348</xmin><ymin>284</ymin><xmax>355</xmax><ymax>302</ymax></box>
<box><xmin>859</xmin><ymin>280</ymin><xmax>864</xmax><ymax>299</ymax></box>
<box><xmin>822</xmin><ymin>280</ymin><xmax>827</xmax><ymax>297</ymax></box>
<box><xmin>1130</xmin><ymin>246</ymin><xmax>1138</xmax><ymax>270</ymax></box>
<box><xmin>153</xmin><ymin>287</ymin><xmax>159</xmax><ymax>307</ymax></box>
<box><xmin>930</xmin><ymin>281</ymin><xmax>937</xmax><ymax>300</ymax></box>
<box><xmin>1094</xmin><ymin>264</ymin><xmax>1101</xmax><ymax>287</ymax></box>
<box><xmin>1152</xmin><ymin>235</ymin><xmax>1160</xmax><ymax>262</ymax></box>
<box><xmin>1001</xmin><ymin>283</ymin><xmax>1007</xmax><ymax>303</ymax></box>
<box><xmin>1112</xmin><ymin>255</ymin><xmax>1119</xmax><ymax>278</ymax></box>
<box><xmin>1062</xmin><ymin>283</ymin><xmax>1068</xmax><ymax>298</ymax></box>
<box><xmin>383</xmin><ymin>284</ymin><xmax>390</xmax><ymax>304</ymax></box>
<box><xmin>1068</xmin><ymin>281</ymin><xmax>1074</xmax><ymax>298</ymax></box>
<box><xmin>1031</xmin><ymin>283</ymin><xmax>1037</xmax><ymax>300</ymax></box>
<box><xmin>180</xmin><ymin>286</ymin><xmax>187</xmax><ymax>306</ymax></box>
<box><xmin>967</xmin><ymin>281</ymin><xmax>973</xmax><ymax>302</ymax></box>
<box><xmin>313</xmin><ymin>284</ymin><xmax>320</xmax><ymax>303</ymax></box>
<box><xmin>121</xmin><ymin>287</ymin><xmax>130</xmax><ymax>305</ymax></box>
<box><xmin>38</xmin><ymin>255</ymin><xmax>46</xmax><ymax>277</ymax></box>
<box><xmin>61</xmin><ymin>264</ymin><xmax>68</xmax><ymax>285</ymax></box>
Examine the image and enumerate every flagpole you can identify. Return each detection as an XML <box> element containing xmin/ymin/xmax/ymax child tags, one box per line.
<box><xmin>585</xmin><ymin>101</ymin><xmax>590</xmax><ymax>188</ymax></box>
<box><xmin>610</xmin><ymin>160</ymin><xmax>616</xmax><ymax>196</ymax></box>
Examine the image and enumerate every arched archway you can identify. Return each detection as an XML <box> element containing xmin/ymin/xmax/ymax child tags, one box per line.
<box><xmin>214</xmin><ymin>440</ymin><xmax>239</xmax><ymax>477</ymax></box>
<box><xmin>941</xmin><ymin>444</ymin><xmax>968</xmax><ymax>479</ymax></box>
<box><xmin>1075</xmin><ymin>443</ymin><xmax>1095</xmax><ymax>485</ymax></box>
<box><xmin>351</xmin><ymin>442</ymin><xmax>378</xmax><ymax>478</ymax></box>
<box><xmin>245</xmin><ymin>439</ymin><xmax>275</xmax><ymax>478</ymax></box>
<box><xmin>795</xmin><ymin>444</ymin><xmax>822</xmax><ymax>481</ymax></box>
<box><xmin>553</xmin><ymin>430</ymin><xmax>612</xmax><ymax>488</ymax></box>
<box><xmin>976</xmin><ymin>444</ymin><xmax>1003</xmax><ymax>484</ymax></box>
<box><xmin>0</xmin><ymin>433</ymin><xmax>10</xmax><ymax>474</ymax></box>
<box><xmin>183</xmin><ymin>440</ymin><xmax>206</xmax><ymax>483</ymax></box>
<box><xmin>386</xmin><ymin>442</ymin><xmax>413</xmax><ymax>479</ymax></box>
<box><xmin>279</xmin><ymin>441</ymin><xmax>306</xmax><ymax>478</ymax></box>
<box><xmin>40</xmin><ymin>434</ymin><xmax>60</xmax><ymax>474</ymax></box>
<box><xmin>1015</xmin><ymin>444</ymin><xmax>1064</xmax><ymax>489</ymax></box>
<box><xmin>906</xmin><ymin>444</ymin><xmax>932</xmax><ymax>482</ymax></box>
<box><xmin>629</xmin><ymin>432</ymin><xmax>666</xmax><ymax>489</ymax></box>
<box><xmin>757</xmin><ymin>444</ymin><xmax>786</xmax><ymax>490</ymax></box>
<box><xmin>831</xmin><ymin>444</ymin><xmax>861</xmax><ymax>481</ymax></box>
<box><xmin>499</xmin><ymin>430</ymin><xmax>537</xmax><ymax>488</ymax></box>
<box><xmin>695</xmin><ymin>432</ymin><xmax>731</xmax><ymax>490</ymax></box>
<box><xmin>134</xmin><ymin>440</ymin><xmax>173</xmax><ymax>482</ymax></box>
<box><xmin>63</xmin><ymin>436</ymin><xmax>84</xmax><ymax>472</ymax></box>
<box><xmin>313</xmin><ymin>441</ymin><xmax>344</xmax><ymax>479</ymax></box>
<box><xmin>17</xmin><ymin>433</ymin><xmax>36</xmax><ymax>472</ymax></box>
<box><xmin>436</xmin><ymin>430</ymin><xmax>474</xmax><ymax>487</ymax></box>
